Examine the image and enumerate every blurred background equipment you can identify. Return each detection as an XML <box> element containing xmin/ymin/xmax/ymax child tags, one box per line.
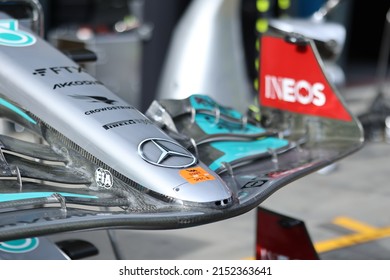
<box><xmin>47</xmin><ymin>0</ymin><xmax>151</xmax><ymax>109</ymax></box>
<box><xmin>28</xmin><ymin>0</ymin><xmax>388</xmax><ymax>113</ymax></box>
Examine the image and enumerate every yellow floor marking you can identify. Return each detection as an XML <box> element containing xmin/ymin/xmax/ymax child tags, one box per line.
<box><xmin>332</xmin><ymin>216</ymin><xmax>378</xmax><ymax>233</ymax></box>
<box><xmin>315</xmin><ymin>216</ymin><xmax>390</xmax><ymax>253</ymax></box>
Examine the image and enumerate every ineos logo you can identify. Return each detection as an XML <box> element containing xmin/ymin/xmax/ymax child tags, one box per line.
<box><xmin>138</xmin><ymin>138</ymin><xmax>197</xmax><ymax>168</ymax></box>
<box><xmin>264</xmin><ymin>75</ymin><xmax>326</xmax><ymax>106</ymax></box>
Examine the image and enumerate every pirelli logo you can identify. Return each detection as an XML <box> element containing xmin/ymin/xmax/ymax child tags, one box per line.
<box><xmin>103</xmin><ymin>119</ymin><xmax>153</xmax><ymax>130</ymax></box>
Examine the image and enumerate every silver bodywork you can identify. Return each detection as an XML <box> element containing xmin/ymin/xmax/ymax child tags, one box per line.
<box><xmin>156</xmin><ymin>0</ymin><xmax>252</xmax><ymax>113</ymax></box>
<box><xmin>0</xmin><ymin>13</ymin><xmax>232</xmax><ymax>205</ymax></box>
<box><xmin>0</xmin><ymin>5</ymin><xmax>363</xmax><ymax>242</ymax></box>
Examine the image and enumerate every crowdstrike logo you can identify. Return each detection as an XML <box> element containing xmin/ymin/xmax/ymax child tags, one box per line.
<box><xmin>0</xmin><ymin>19</ymin><xmax>36</xmax><ymax>47</ymax></box>
<box><xmin>264</xmin><ymin>75</ymin><xmax>326</xmax><ymax>107</ymax></box>
<box><xmin>138</xmin><ymin>138</ymin><xmax>197</xmax><ymax>168</ymax></box>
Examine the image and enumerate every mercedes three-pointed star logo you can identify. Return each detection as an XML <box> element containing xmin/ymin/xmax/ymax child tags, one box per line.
<box><xmin>138</xmin><ymin>138</ymin><xmax>197</xmax><ymax>168</ymax></box>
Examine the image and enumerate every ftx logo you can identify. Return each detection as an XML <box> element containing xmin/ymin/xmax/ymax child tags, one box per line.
<box><xmin>32</xmin><ymin>66</ymin><xmax>84</xmax><ymax>77</ymax></box>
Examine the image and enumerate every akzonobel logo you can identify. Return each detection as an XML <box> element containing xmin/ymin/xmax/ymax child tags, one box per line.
<box><xmin>0</xmin><ymin>19</ymin><xmax>36</xmax><ymax>47</ymax></box>
<box><xmin>264</xmin><ymin>75</ymin><xmax>326</xmax><ymax>107</ymax></box>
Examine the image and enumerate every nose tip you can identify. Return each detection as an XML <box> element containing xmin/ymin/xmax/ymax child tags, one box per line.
<box><xmin>172</xmin><ymin>169</ymin><xmax>233</xmax><ymax>206</ymax></box>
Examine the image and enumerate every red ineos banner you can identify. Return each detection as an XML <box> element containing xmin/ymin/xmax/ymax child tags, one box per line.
<box><xmin>256</xmin><ymin>207</ymin><xmax>319</xmax><ymax>260</ymax></box>
<box><xmin>259</xmin><ymin>35</ymin><xmax>351</xmax><ymax>121</ymax></box>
